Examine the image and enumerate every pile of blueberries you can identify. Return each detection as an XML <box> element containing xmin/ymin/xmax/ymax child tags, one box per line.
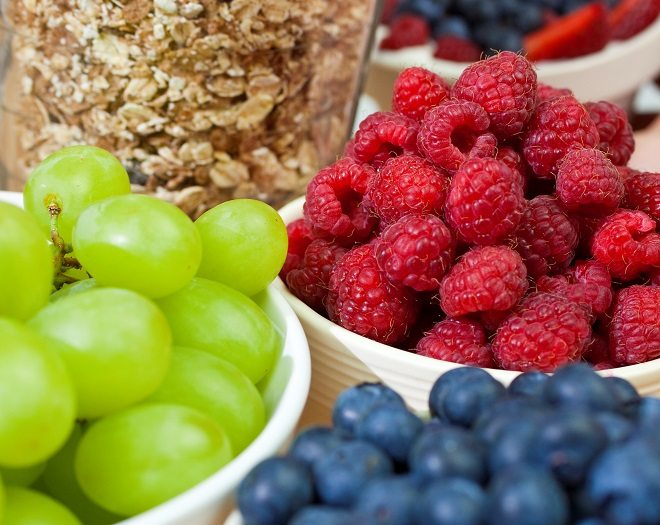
<box><xmin>237</xmin><ymin>363</ymin><xmax>660</xmax><ymax>525</ymax></box>
<box><xmin>389</xmin><ymin>0</ymin><xmax>620</xmax><ymax>54</ymax></box>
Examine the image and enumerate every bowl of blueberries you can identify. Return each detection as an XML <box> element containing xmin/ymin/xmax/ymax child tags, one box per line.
<box><xmin>368</xmin><ymin>0</ymin><xmax>660</xmax><ymax>108</ymax></box>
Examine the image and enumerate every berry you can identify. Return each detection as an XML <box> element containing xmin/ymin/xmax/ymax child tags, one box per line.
<box><xmin>397</xmin><ymin>0</ymin><xmax>449</xmax><ymax>24</ymax></box>
<box><xmin>380</xmin><ymin>14</ymin><xmax>431</xmax><ymax>49</ymax></box>
<box><xmin>355</xmin><ymin>476</ymin><xmax>418</xmax><ymax>524</ymax></box>
<box><xmin>365</xmin><ymin>154</ymin><xmax>450</xmax><ymax>226</ymax></box>
<box><xmin>607</xmin><ymin>376</ymin><xmax>642</xmax><ymax>418</ymax></box>
<box><xmin>375</xmin><ymin>214</ymin><xmax>455</xmax><ymax>292</ymax></box>
<box><xmin>583</xmin><ymin>332</ymin><xmax>613</xmax><ymax>366</ymax></box>
<box><xmin>511</xmin><ymin>195</ymin><xmax>579</xmax><ymax>278</ymax></box>
<box><xmin>392</xmin><ymin>67</ymin><xmax>450</xmax><ymax>121</ymax></box>
<box><xmin>237</xmin><ymin>457</ymin><xmax>314</xmax><ymax>525</ymax></box>
<box><xmin>286</xmin><ymin>239</ymin><xmax>346</xmax><ymax>312</ymax></box>
<box><xmin>290</xmin><ymin>507</ymin><xmax>359</xmax><ymax>525</ymax></box>
<box><xmin>508</xmin><ymin>371</ymin><xmax>550</xmax><ymax>398</ymax></box>
<box><xmin>477</xmin><ymin>308</ymin><xmax>513</xmax><ymax>333</ymax></box>
<box><xmin>594</xmin><ymin>411</ymin><xmax>635</xmax><ymax>444</ymax></box>
<box><xmin>609</xmin><ymin>285</ymin><xmax>660</xmax><ymax>365</ymax></box>
<box><xmin>280</xmin><ymin>218</ymin><xmax>313</xmax><ymax>280</ymax></box>
<box><xmin>537</xmin><ymin>82</ymin><xmax>574</xmax><ymax>103</ymax></box>
<box><xmin>440</xmin><ymin>246</ymin><xmax>528</xmax><ymax>317</ymax></box>
<box><xmin>523</xmin><ymin>2</ymin><xmax>610</xmax><ymax>61</ymax></box>
<box><xmin>623</xmin><ymin>170</ymin><xmax>660</xmax><ymax>222</ymax></box>
<box><xmin>495</xmin><ymin>145</ymin><xmax>529</xmax><ymax>190</ymax></box>
<box><xmin>591</xmin><ymin>210</ymin><xmax>660</xmax><ymax>281</ymax></box>
<box><xmin>555</xmin><ymin>148</ymin><xmax>624</xmax><ymax>216</ymax></box>
<box><xmin>416</xmin><ymin>317</ymin><xmax>495</xmax><ymax>367</ymax></box>
<box><xmin>486</xmin><ymin>415</ymin><xmax>544</xmax><ymax>473</ymax></box>
<box><xmin>485</xmin><ymin>466</ymin><xmax>569</xmax><ymax>525</ymax></box>
<box><xmin>417</xmin><ymin>478</ymin><xmax>486</xmax><ymax>525</ymax></box>
<box><xmin>609</xmin><ymin>0</ymin><xmax>660</xmax><ymax>40</ymax></box>
<box><xmin>451</xmin><ymin>51</ymin><xmax>537</xmax><ymax>140</ymax></box>
<box><xmin>472</xmin><ymin>23</ymin><xmax>524</xmax><ymax>55</ymax></box>
<box><xmin>289</xmin><ymin>427</ymin><xmax>344</xmax><ymax>468</ymax></box>
<box><xmin>350</xmin><ymin>112</ymin><xmax>419</xmax><ymax>168</ymax></box>
<box><xmin>492</xmin><ymin>293</ymin><xmax>592</xmax><ymax>372</ymax></box>
<box><xmin>417</xmin><ymin>99</ymin><xmax>497</xmax><ymax>174</ymax></box>
<box><xmin>433</xmin><ymin>14</ymin><xmax>471</xmax><ymax>39</ymax></box>
<box><xmin>473</xmin><ymin>397</ymin><xmax>546</xmax><ymax>446</ymax></box>
<box><xmin>522</xmin><ymin>95</ymin><xmax>600</xmax><ymax>178</ymax></box>
<box><xmin>542</xmin><ymin>362</ymin><xmax>619</xmax><ymax>411</ymax></box>
<box><xmin>445</xmin><ymin>157</ymin><xmax>525</xmax><ymax>245</ymax></box>
<box><xmin>584</xmin><ymin>101</ymin><xmax>635</xmax><ymax>166</ymax></box>
<box><xmin>303</xmin><ymin>157</ymin><xmax>376</xmax><ymax>245</ymax></box>
<box><xmin>433</xmin><ymin>34</ymin><xmax>482</xmax><ymax>62</ymax></box>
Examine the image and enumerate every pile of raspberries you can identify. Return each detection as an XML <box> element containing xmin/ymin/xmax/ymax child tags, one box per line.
<box><xmin>279</xmin><ymin>51</ymin><xmax>660</xmax><ymax>372</ymax></box>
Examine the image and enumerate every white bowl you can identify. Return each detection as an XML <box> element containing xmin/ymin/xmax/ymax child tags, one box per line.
<box><xmin>0</xmin><ymin>190</ymin><xmax>312</xmax><ymax>525</ymax></box>
<box><xmin>365</xmin><ymin>17</ymin><xmax>660</xmax><ymax>109</ymax></box>
<box><xmin>277</xmin><ymin>196</ymin><xmax>660</xmax><ymax>425</ymax></box>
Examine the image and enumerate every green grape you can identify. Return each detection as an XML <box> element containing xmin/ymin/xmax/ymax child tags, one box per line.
<box><xmin>0</xmin><ymin>318</ymin><xmax>76</xmax><ymax>468</ymax></box>
<box><xmin>0</xmin><ymin>463</ymin><xmax>46</xmax><ymax>487</ymax></box>
<box><xmin>42</xmin><ymin>426</ymin><xmax>122</xmax><ymax>525</ymax></box>
<box><xmin>72</xmin><ymin>194</ymin><xmax>202</xmax><ymax>298</ymax></box>
<box><xmin>148</xmin><ymin>346</ymin><xmax>265</xmax><ymax>454</ymax></box>
<box><xmin>156</xmin><ymin>277</ymin><xmax>279</xmax><ymax>383</ymax></box>
<box><xmin>75</xmin><ymin>403</ymin><xmax>233</xmax><ymax>517</ymax></box>
<box><xmin>49</xmin><ymin>279</ymin><xmax>98</xmax><ymax>303</ymax></box>
<box><xmin>1</xmin><ymin>474</ymin><xmax>5</xmax><ymax>523</ymax></box>
<box><xmin>0</xmin><ymin>202</ymin><xmax>54</xmax><ymax>320</ymax></box>
<box><xmin>23</xmin><ymin>145</ymin><xmax>130</xmax><ymax>244</ymax></box>
<box><xmin>3</xmin><ymin>487</ymin><xmax>81</xmax><ymax>525</ymax></box>
<box><xmin>29</xmin><ymin>288</ymin><xmax>171</xmax><ymax>419</ymax></box>
<box><xmin>195</xmin><ymin>199</ymin><xmax>288</xmax><ymax>297</ymax></box>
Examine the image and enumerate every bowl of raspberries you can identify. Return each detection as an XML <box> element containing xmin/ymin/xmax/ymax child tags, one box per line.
<box><xmin>368</xmin><ymin>0</ymin><xmax>660</xmax><ymax>108</ymax></box>
<box><xmin>277</xmin><ymin>51</ymin><xmax>660</xmax><ymax>424</ymax></box>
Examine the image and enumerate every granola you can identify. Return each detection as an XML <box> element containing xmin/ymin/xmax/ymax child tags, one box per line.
<box><xmin>4</xmin><ymin>0</ymin><xmax>378</xmax><ymax>215</ymax></box>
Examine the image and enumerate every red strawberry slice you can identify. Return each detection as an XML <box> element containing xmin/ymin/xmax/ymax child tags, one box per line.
<box><xmin>524</xmin><ymin>2</ymin><xmax>610</xmax><ymax>61</ymax></box>
<box><xmin>609</xmin><ymin>0</ymin><xmax>660</xmax><ymax>40</ymax></box>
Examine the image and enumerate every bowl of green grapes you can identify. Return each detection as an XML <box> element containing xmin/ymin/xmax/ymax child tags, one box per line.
<box><xmin>0</xmin><ymin>146</ymin><xmax>311</xmax><ymax>525</ymax></box>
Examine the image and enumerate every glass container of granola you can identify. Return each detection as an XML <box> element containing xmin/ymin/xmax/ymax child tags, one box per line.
<box><xmin>0</xmin><ymin>0</ymin><xmax>381</xmax><ymax>216</ymax></box>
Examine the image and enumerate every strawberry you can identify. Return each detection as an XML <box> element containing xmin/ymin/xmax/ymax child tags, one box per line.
<box><xmin>609</xmin><ymin>0</ymin><xmax>660</xmax><ymax>40</ymax></box>
<box><xmin>524</xmin><ymin>2</ymin><xmax>610</xmax><ymax>61</ymax></box>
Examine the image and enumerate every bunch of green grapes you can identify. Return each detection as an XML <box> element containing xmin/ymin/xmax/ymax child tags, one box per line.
<box><xmin>0</xmin><ymin>145</ymin><xmax>289</xmax><ymax>523</ymax></box>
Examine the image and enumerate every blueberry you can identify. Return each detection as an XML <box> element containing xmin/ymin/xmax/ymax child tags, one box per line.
<box><xmin>354</xmin><ymin>403</ymin><xmax>424</xmax><ymax>465</ymax></box>
<box><xmin>237</xmin><ymin>457</ymin><xmax>314</xmax><ymax>525</ymax></box>
<box><xmin>510</xmin><ymin>3</ymin><xmax>544</xmax><ymax>33</ymax></box>
<box><xmin>487</xmin><ymin>415</ymin><xmax>544</xmax><ymax>474</ymax></box>
<box><xmin>473</xmin><ymin>23</ymin><xmax>523</xmax><ymax>53</ymax></box>
<box><xmin>593</xmin><ymin>411</ymin><xmax>634</xmax><ymax>445</ymax></box>
<box><xmin>397</xmin><ymin>0</ymin><xmax>450</xmax><ymax>25</ymax></box>
<box><xmin>289</xmin><ymin>506</ymin><xmax>362</xmax><ymax>525</ymax></box>
<box><xmin>313</xmin><ymin>440</ymin><xmax>394</xmax><ymax>507</ymax></box>
<box><xmin>453</xmin><ymin>0</ymin><xmax>499</xmax><ymax>22</ymax></box>
<box><xmin>542</xmin><ymin>363</ymin><xmax>619</xmax><ymax>412</ymax></box>
<box><xmin>585</xmin><ymin>438</ymin><xmax>660</xmax><ymax>525</ymax></box>
<box><xmin>561</xmin><ymin>0</ymin><xmax>591</xmax><ymax>14</ymax></box>
<box><xmin>473</xmin><ymin>397</ymin><xmax>546</xmax><ymax>446</ymax></box>
<box><xmin>409</xmin><ymin>426</ymin><xmax>486</xmax><ymax>484</ymax></box>
<box><xmin>574</xmin><ymin>520</ymin><xmax>606</xmax><ymax>525</ymax></box>
<box><xmin>429</xmin><ymin>367</ymin><xmax>506</xmax><ymax>427</ymax></box>
<box><xmin>605</xmin><ymin>377</ymin><xmax>641</xmax><ymax>418</ymax></box>
<box><xmin>485</xmin><ymin>465</ymin><xmax>570</xmax><ymax>525</ymax></box>
<box><xmin>417</xmin><ymin>478</ymin><xmax>486</xmax><ymax>525</ymax></box>
<box><xmin>637</xmin><ymin>397</ymin><xmax>660</xmax><ymax>450</ymax></box>
<box><xmin>354</xmin><ymin>476</ymin><xmax>418</xmax><ymax>525</ymax></box>
<box><xmin>526</xmin><ymin>408</ymin><xmax>608</xmax><ymax>487</ymax></box>
<box><xmin>288</xmin><ymin>426</ymin><xmax>344</xmax><ymax>467</ymax></box>
<box><xmin>432</xmin><ymin>15</ymin><xmax>471</xmax><ymax>39</ymax></box>
<box><xmin>333</xmin><ymin>383</ymin><xmax>406</xmax><ymax>437</ymax></box>
<box><xmin>508</xmin><ymin>371</ymin><xmax>550</xmax><ymax>399</ymax></box>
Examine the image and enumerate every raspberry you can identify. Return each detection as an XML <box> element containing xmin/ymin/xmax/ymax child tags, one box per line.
<box><xmin>495</xmin><ymin>146</ymin><xmax>529</xmax><ymax>190</ymax></box>
<box><xmin>537</xmin><ymin>83</ymin><xmax>573</xmax><ymax>103</ymax></box>
<box><xmin>433</xmin><ymin>35</ymin><xmax>481</xmax><ymax>62</ymax></box>
<box><xmin>351</xmin><ymin>112</ymin><xmax>419</xmax><ymax>168</ymax></box>
<box><xmin>417</xmin><ymin>99</ymin><xmax>497</xmax><ymax>174</ymax></box>
<box><xmin>623</xmin><ymin>170</ymin><xmax>660</xmax><ymax>222</ymax></box>
<box><xmin>511</xmin><ymin>196</ymin><xmax>579</xmax><ymax>278</ymax></box>
<box><xmin>380</xmin><ymin>14</ymin><xmax>431</xmax><ymax>50</ymax></box>
<box><xmin>327</xmin><ymin>244</ymin><xmax>419</xmax><ymax>345</ymax></box>
<box><xmin>591</xmin><ymin>210</ymin><xmax>660</xmax><ymax>281</ymax></box>
<box><xmin>492</xmin><ymin>293</ymin><xmax>592</xmax><ymax>372</ymax></box>
<box><xmin>445</xmin><ymin>157</ymin><xmax>525</xmax><ymax>245</ymax></box>
<box><xmin>416</xmin><ymin>318</ymin><xmax>495</xmax><ymax>368</ymax></box>
<box><xmin>375</xmin><ymin>214</ymin><xmax>455</xmax><ymax>292</ymax></box>
<box><xmin>477</xmin><ymin>309</ymin><xmax>512</xmax><ymax>333</ymax></box>
<box><xmin>451</xmin><ymin>51</ymin><xmax>538</xmax><ymax>140</ymax></box>
<box><xmin>555</xmin><ymin>148</ymin><xmax>625</xmax><ymax>216</ymax></box>
<box><xmin>536</xmin><ymin>260</ymin><xmax>613</xmax><ymax>316</ymax></box>
<box><xmin>303</xmin><ymin>157</ymin><xmax>377</xmax><ymax>245</ymax></box>
<box><xmin>584</xmin><ymin>101</ymin><xmax>635</xmax><ymax>166</ymax></box>
<box><xmin>286</xmin><ymin>239</ymin><xmax>347</xmax><ymax>313</ymax></box>
<box><xmin>574</xmin><ymin>213</ymin><xmax>609</xmax><ymax>257</ymax></box>
<box><xmin>365</xmin><ymin>154</ymin><xmax>449</xmax><ymax>226</ymax></box>
<box><xmin>392</xmin><ymin>67</ymin><xmax>450</xmax><ymax>121</ymax></box>
<box><xmin>651</xmin><ymin>268</ymin><xmax>660</xmax><ymax>286</ymax></box>
<box><xmin>280</xmin><ymin>218</ymin><xmax>313</xmax><ymax>280</ymax></box>
<box><xmin>583</xmin><ymin>333</ymin><xmax>613</xmax><ymax>367</ymax></box>
<box><xmin>609</xmin><ymin>285</ymin><xmax>660</xmax><ymax>364</ymax></box>
<box><xmin>439</xmin><ymin>245</ymin><xmax>528</xmax><ymax>317</ymax></box>
<box><xmin>522</xmin><ymin>95</ymin><xmax>600</xmax><ymax>178</ymax></box>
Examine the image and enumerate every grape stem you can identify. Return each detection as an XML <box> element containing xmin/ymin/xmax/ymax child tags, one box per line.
<box><xmin>47</xmin><ymin>199</ymin><xmax>89</xmax><ymax>289</ymax></box>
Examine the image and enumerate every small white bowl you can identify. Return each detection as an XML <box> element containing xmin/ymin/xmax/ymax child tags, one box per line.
<box><xmin>0</xmin><ymin>190</ymin><xmax>312</xmax><ymax>525</ymax></box>
<box><xmin>366</xmin><ymin>17</ymin><xmax>660</xmax><ymax>109</ymax></box>
<box><xmin>278</xmin><ymin>196</ymin><xmax>660</xmax><ymax>425</ymax></box>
